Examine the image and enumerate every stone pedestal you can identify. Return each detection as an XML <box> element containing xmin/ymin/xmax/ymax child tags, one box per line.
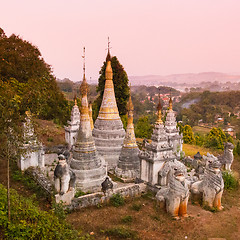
<box><xmin>55</xmin><ymin>190</ymin><xmax>75</xmax><ymax>205</ymax></box>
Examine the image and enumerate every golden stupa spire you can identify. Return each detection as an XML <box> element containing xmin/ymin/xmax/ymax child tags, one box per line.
<box><xmin>89</xmin><ymin>102</ymin><xmax>94</xmax><ymax>130</ymax></box>
<box><xmin>169</xmin><ymin>89</ymin><xmax>173</xmax><ymax>111</ymax></box>
<box><xmin>123</xmin><ymin>86</ymin><xmax>137</xmax><ymax>148</ymax></box>
<box><xmin>80</xmin><ymin>47</ymin><xmax>89</xmax><ymax>116</ymax></box>
<box><xmin>127</xmin><ymin>84</ymin><xmax>134</xmax><ymax>124</ymax></box>
<box><xmin>97</xmin><ymin>38</ymin><xmax>120</xmax><ymax>120</ymax></box>
<box><xmin>156</xmin><ymin>88</ymin><xmax>163</xmax><ymax>124</ymax></box>
<box><xmin>74</xmin><ymin>94</ymin><xmax>77</xmax><ymax>106</ymax></box>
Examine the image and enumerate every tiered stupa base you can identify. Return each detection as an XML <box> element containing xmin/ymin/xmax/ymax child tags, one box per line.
<box><xmin>93</xmin><ymin>118</ymin><xmax>125</xmax><ymax>169</ymax></box>
<box><xmin>115</xmin><ymin>148</ymin><xmax>140</xmax><ymax>179</ymax></box>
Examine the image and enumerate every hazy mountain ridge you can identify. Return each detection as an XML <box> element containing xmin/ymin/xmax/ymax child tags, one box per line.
<box><xmin>129</xmin><ymin>72</ymin><xmax>240</xmax><ymax>86</ymax></box>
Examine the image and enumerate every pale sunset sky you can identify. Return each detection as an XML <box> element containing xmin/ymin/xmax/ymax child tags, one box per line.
<box><xmin>1</xmin><ymin>0</ymin><xmax>240</xmax><ymax>81</ymax></box>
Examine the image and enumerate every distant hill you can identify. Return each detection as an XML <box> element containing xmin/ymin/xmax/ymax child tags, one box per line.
<box><xmin>129</xmin><ymin>72</ymin><xmax>240</xmax><ymax>86</ymax></box>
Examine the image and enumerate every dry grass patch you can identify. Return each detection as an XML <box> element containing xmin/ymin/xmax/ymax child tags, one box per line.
<box><xmin>183</xmin><ymin>144</ymin><xmax>222</xmax><ymax>158</ymax></box>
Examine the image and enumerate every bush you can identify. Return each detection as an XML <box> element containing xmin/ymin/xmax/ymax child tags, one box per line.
<box><xmin>222</xmin><ymin>171</ymin><xmax>238</xmax><ymax>190</ymax></box>
<box><xmin>110</xmin><ymin>193</ymin><xmax>125</xmax><ymax>207</ymax></box>
<box><xmin>121</xmin><ymin>215</ymin><xmax>133</xmax><ymax>223</ymax></box>
<box><xmin>75</xmin><ymin>189</ymin><xmax>88</xmax><ymax>198</ymax></box>
<box><xmin>131</xmin><ymin>203</ymin><xmax>142</xmax><ymax>211</ymax></box>
<box><xmin>0</xmin><ymin>184</ymin><xmax>78</xmax><ymax>239</ymax></box>
<box><xmin>104</xmin><ymin>227</ymin><xmax>138</xmax><ymax>239</ymax></box>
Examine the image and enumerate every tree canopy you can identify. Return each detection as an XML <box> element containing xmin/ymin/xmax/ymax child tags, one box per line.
<box><xmin>0</xmin><ymin>28</ymin><xmax>70</xmax><ymax>125</ymax></box>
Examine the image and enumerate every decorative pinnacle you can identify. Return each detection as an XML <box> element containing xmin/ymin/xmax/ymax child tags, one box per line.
<box><xmin>169</xmin><ymin>88</ymin><xmax>173</xmax><ymax>110</ymax></box>
<box><xmin>74</xmin><ymin>94</ymin><xmax>77</xmax><ymax>105</ymax></box>
<box><xmin>80</xmin><ymin>47</ymin><xmax>88</xmax><ymax>96</ymax></box>
<box><xmin>106</xmin><ymin>37</ymin><xmax>111</xmax><ymax>61</ymax></box>
<box><xmin>156</xmin><ymin>87</ymin><xmax>163</xmax><ymax>124</ymax></box>
<box><xmin>127</xmin><ymin>84</ymin><xmax>134</xmax><ymax>112</ymax></box>
<box><xmin>82</xmin><ymin>47</ymin><xmax>86</xmax><ymax>78</ymax></box>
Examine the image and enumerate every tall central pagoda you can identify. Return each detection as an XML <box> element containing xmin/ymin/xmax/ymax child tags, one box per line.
<box><xmin>92</xmin><ymin>48</ymin><xmax>125</xmax><ymax>169</ymax></box>
<box><xmin>70</xmin><ymin>48</ymin><xmax>107</xmax><ymax>192</ymax></box>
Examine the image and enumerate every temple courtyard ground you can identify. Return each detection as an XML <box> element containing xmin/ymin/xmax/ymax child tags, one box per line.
<box><xmin>0</xmin><ymin>141</ymin><xmax>239</xmax><ymax>239</ymax></box>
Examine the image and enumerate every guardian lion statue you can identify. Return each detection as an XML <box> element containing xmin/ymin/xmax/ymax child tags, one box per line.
<box><xmin>54</xmin><ymin>154</ymin><xmax>76</xmax><ymax>195</ymax></box>
<box><xmin>156</xmin><ymin>166</ymin><xmax>189</xmax><ymax>219</ymax></box>
<box><xmin>218</xmin><ymin>142</ymin><xmax>234</xmax><ymax>171</ymax></box>
<box><xmin>191</xmin><ymin>158</ymin><xmax>224</xmax><ymax>210</ymax></box>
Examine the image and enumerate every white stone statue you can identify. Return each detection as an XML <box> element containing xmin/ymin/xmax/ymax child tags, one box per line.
<box><xmin>54</xmin><ymin>154</ymin><xmax>76</xmax><ymax>195</ymax></box>
<box><xmin>191</xmin><ymin>158</ymin><xmax>224</xmax><ymax>210</ymax></box>
<box><xmin>218</xmin><ymin>142</ymin><xmax>234</xmax><ymax>171</ymax></box>
<box><xmin>156</xmin><ymin>166</ymin><xmax>189</xmax><ymax>220</ymax></box>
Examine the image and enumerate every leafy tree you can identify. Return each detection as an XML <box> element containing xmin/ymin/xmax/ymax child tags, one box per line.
<box><xmin>182</xmin><ymin>125</ymin><xmax>195</xmax><ymax>144</ymax></box>
<box><xmin>0</xmin><ymin>28</ymin><xmax>70</xmax><ymax>125</ymax></box>
<box><xmin>194</xmin><ymin>133</ymin><xmax>205</xmax><ymax>146</ymax></box>
<box><xmin>0</xmin><ymin>80</ymin><xmax>25</xmax><ymax>221</ymax></box>
<box><xmin>205</xmin><ymin>127</ymin><xmax>227</xmax><ymax>150</ymax></box>
<box><xmin>135</xmin><ymin>116</ymin><xmax>153</xmax><ymax>139</ymax></box>
<box><xmin>94</xmin><ymin>56</ymin><xmax>130</xmax><ymax>118</ymax></box>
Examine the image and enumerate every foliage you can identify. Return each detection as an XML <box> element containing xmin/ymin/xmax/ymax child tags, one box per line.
<box><xmin>179</xmin><ymin>90</ymin><xmax>240</xmax><ymax>126</ymax></box>
<box><xmin>131</xmin><ymin>203</ymin><xmax>142</xmax><ymax>211</ymax></box>
<box><xmin>103</xmin><ymin>227</ymin><xmax>139</xmax><ymax>239</ymax></box>
<box><xmin>182</xmin><ymin>125</ymin><xmax>195</xmax><ymax>144</ymax></box>
<box><xmin>205</xmin><ymin>127</ymin><xmax>227</xmax><ymax>150</ymax></box>
<box><xmin>222</xmin><ymin>171</ymin><xmax>238</xmax><ymax>190</ymax></box>
<box><xmin>110</xmin><ymin>193</ymin><xmax>125</xmax><ymax>207</ymax></box>
<box><xmin>74</xmin><ymin>189</ymin><xmax>91</xmax><ymax>198</ymax></box>
<box><xmin>52</xmin><ymin>201</ymin><xmax>66</xmax><ymax>221</ymax></box>
<box><xmin>121</xmin><ymin>114</ymin><xmax>128</xmax><ymax>130</ymax></box>
<box><xmin>135</xmin><ymin>116</ymin><xmax>153</xmax><ymax>139</ymax></box>
<box><xmin>94</xmin><ymin>56</ymin><xmax>130</xmax><ymax>117</ymax></box>
<box><xmin>0</xmin><ymin>184</ymin><xmax>78</xmax><ymax>239</ymax></box>
<box><xmin>233</xmin><ymin>141</ymin><xmax>240</xmax><ymax>156</ymax></box>
<box><xmin>121</xmin><ymin>215</ymin><xmax>133</xmax><ymax>224</ymax></box>
<box><xmin>194</xmin><ymin>133</ymin><xmax>205</xmax><ymax>146</ymax></box>
<box><xmin>0</xmin><ymin>28</ymin><xmax>71</xmax><ymax>125</ymax></box>
<box><xmin>12</xmin><ymin>170</ymin><xmax>47</xmax><ymax>199</ymax></box>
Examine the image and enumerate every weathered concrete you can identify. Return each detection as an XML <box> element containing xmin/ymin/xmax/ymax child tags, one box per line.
<box><xmin>70</xmin><ymin>183</ymin><xmax>146</xmax><ymax>209</ymax></box>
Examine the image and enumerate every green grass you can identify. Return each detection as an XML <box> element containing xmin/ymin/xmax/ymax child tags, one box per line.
<box><xmin>121</xmin><ymin>215</ymin><xmax>133</xmax><ymax>224</ymax></box>
<box><xmin>131</xmin><ymin>203</ymin><xmax>142</xmax><ymax>211</ymax></box>
<box><xmin>222</xmin><ymin>171</ymin><xmax>239</xmax><ymax>190</ymax></box>
<box><xmin>192</xmin><ymin>126</ymin><xmax>211</xmax><ymax>135</ymax></box>
<box><xmin>110</xmin><ymin>193</ymin><xmax>125</xmax><ymax>207</ymax></box>
<box><xmin>103</xmin><ymin>227</ymin><xmax>139</xmax><ymax>239</ymax></box>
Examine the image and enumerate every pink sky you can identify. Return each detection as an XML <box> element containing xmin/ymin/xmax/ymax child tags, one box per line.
<box><xmin>1</xmin><ymin>0</ymin><xmax>240</xmax><ymax>81</ymax></box>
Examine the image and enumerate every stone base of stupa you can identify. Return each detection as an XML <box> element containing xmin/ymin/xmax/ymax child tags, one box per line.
<box><xmin>115</xmin><ymin>147</ymin><xmax>140</xmax><ymax>180</ymax></box>
<box><xmin>93</xmin><ymin>118</ymin><xmax>125</xmax><ymax>169</ymax></box>
<box><xmin>73</xmin><ymin>166</ymin><xmax>107</xmax><ymax>192</ymax></box>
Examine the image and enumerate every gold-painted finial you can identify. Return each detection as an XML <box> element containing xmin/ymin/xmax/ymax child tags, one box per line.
<box><xmin>127</xmin><ymin>84</ymin><xmax>134</xmax><ymax>112</ymax></box>
<box><xmin>80</xmin><ymin>47</ymin><xmax>88</xmax><ymax>96</ymax></box>
<box><xmin>156</xmin><ymin>88</ymin><xmax>163</xmax><ymax>124</ymax></box>
<box><xmin>169</xmin><ymin>89</ymin><xmax>173</xmax><ymax>110</ymax></box>
<box><xmin>74</xmin><ymin>94</ymin><xmax>77</xmax><ymax>105</ymax></box>
<box><xmin>25</xmin><ymin>110</ymin><xmax>31</xmax><ymax>118</ymax></box>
